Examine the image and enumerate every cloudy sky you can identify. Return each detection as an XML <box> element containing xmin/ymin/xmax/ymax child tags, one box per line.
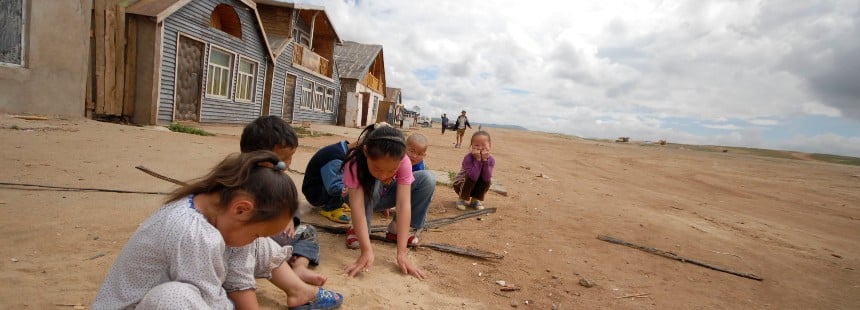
<box><xmin>300</xmin><ymin>0</ymin><xmax>860</xmax><ymax>157</ymax></box>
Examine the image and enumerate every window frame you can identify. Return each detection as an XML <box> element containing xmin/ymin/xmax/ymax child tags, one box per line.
<box><xmin>300</xmin><ymin>79</ymin><xmax>314</xmax><ymax>109</ymax></box>
<box><xmin>0</xmin><ymin>0</ymin><xmax>27</xmax><ymax>67</ymax></box>
<box><xmin>234</xmin><ymin>56</ymin><xmax>258</xmax><ymax>103</ymax></box>
<box><xmin>313</xmin><ymin>84</ymin><xmax>325</xmax><ymax>111</ymax></box>
<box><xmin>205</xmin><ymin>46</ymin><xmax>235</xmax><ymax>99</ymax></box>
<box><xmin>324</xmin><ymin>88</ymin><xmax>335</xmax><ymax>113</ymax></box>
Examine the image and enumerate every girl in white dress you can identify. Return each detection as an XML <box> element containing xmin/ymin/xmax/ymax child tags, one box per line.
<box><xmin>93</xmin><ymin>150</ymin><xmax>343</xmax><ymax>309</ymax></box>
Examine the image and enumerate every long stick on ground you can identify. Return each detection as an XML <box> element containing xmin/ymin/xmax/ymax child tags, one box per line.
<box><xmin>137</xmin><ymin>165</ymin><xmax>505</xmax><ymax>260</ymax></box>
<box><xmin>597</xmin><ymin>235</ymin><xmax>763</xmax><ymax>281</ymax></box>
<box><xmin>0</xmin><ymin>182</ymin><xmax>169</xmax><ymax>195</ymax></box>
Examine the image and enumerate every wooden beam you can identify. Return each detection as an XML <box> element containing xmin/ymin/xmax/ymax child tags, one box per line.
<box><xmin>114</xmin><ymin>4</ymin><xmax>127</xmax><ymax>117</ymax></box>
<box><xmin>105</xmin><ymin>7</ymin><xmax>117</xmax><ymax>115</ymax></box>
<box><xmin>94</xmin><ymin>0</ymin><xmax>106</xmax><ymax>115</ymax></box>
<box><xmin>123</xmin><ymin>15</ymin><xmax>137</xmax><ymax>117</ymax></box>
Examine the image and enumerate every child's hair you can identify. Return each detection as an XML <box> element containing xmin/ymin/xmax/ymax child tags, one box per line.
<box><xmin>471</xmin><ymin>130</ymin><xmax>491</xmax><ymax>144</ymax></box>
<box><xmin>240</xmin><ymin>116</ymin><xmax>298</xmax><ymax>152</ymax></box>
<box><xmin>167</xmin><ymin>150</ymin><xmax>299</xmax><ymax>223</ymax></box>
<box><xmin>406</xmin><ymin>133</ymin><xmax>428</xmax><ymax>146</ymax></box>
<box><xmin>343</xmin><ymin>123</ymin><xmax>406</xmax><ymax>201</ymax></box>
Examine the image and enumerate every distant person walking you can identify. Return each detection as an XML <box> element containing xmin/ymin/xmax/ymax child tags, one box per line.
<box><xmin>440</xmin><ymin>113</ymin><xmax>449</xmax><ymax>135</ymax></box>
<box><xmin>454</xmin><ymin>110</ymin><xmax>471</xmax><ymax>148</ymax></box>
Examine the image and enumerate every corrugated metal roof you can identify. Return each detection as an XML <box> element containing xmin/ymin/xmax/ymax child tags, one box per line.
<box><xmin>334</xmin><ymin>41</ymin><xmax>383</xmax><ymax>80</ymax></box>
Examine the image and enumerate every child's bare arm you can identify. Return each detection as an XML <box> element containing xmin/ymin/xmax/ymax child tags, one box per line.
<box><xmin>228</xmin><ymin>289</ymin><xmax>260</xmax><ymax>310</ymax></box>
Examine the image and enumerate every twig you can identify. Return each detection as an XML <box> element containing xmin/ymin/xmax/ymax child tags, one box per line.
<box><xmin>492</xmin><ymin>291</ymin><xmax>511</xmax><ymax>298</ymax></box>
<box><xmin>616</xmin><ymin>293</ymin><xmax>650</xmax><ymax>299</ymax></box>
<box><xmin>0</xmin><ymin>182</ymin><xmax>169</xmax><ymax>195</ymax></box>
<box><xmin>597</xmin><ymin>235</ymin><xmax>763</xmax><ymax>281</ymax></box>
<box><xmin>135</xmin><ymin>165</ymin><xmax>187</xmax><ymax>186</ymax></box>
<box><xmin>708</xmin><ymin>250</ymin><xmax>743</xmax><ymax>259</ymax></box>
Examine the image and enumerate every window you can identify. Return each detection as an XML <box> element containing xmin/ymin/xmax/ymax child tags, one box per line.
<box><xmin>206</xmin><ymin>47</ymin><xmax>233</xmax><ymax>98</ymax></box>
<box><xmin>300</xmin><ymin>80</ymin><xmax>313</xmax><ymax>109</ymax></box>
<box><xmin>314</xmin><ymin>85</ymin><xmax>324</xmax><ymax>110</ymax></box>
<box><xmin>324</xmin><ymin>88</ymin><xmax>334</xmax><ymax>113</ymax></box>
<box><xmin>210</xmin><ymin>4</ymin><xmax>242</xmax><ymax>39</ymax></box>
<box><xmin>0</xmin><ymin>0</ymin><xmax>25</xmax><ymax>66</ymax></box>
<box><xmin>235</xmin><ymin>58</ymin><xmax>256</xmax><ymax>102</ymax></box>
<box><xmin>292</xmin><ymin>29</ymin><xmax>310</xmax><ymax>46</ymax></box>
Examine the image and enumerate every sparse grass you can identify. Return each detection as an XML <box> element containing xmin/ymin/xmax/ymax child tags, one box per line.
<box><xmin>448</xmin><ymin>171</ymin><xmax>456</xmax><ymax>182</ymax></box>
<box><xmin>167</xmin><ymin>123</ymin><xmax>214</xmax><ymax>136</ymax></box>
<box><xmin>809</xmin><ymin>153</ymin><xmax>860</xmax><ymax>166</ymax></box>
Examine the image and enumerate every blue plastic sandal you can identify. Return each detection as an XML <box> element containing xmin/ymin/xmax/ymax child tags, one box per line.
<box><xmin>289</xmin><ymin>288</ymin><xmax>344</xmax><ymax>310</ymax></box>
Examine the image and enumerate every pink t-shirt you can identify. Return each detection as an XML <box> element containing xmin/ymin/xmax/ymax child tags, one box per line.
<box><xmin>343</xmin><ymin>156</ymin><xmax>414</xmax><ymax>189</ymax></box>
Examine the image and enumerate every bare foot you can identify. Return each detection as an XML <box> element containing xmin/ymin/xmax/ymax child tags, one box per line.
<box><xmin>293</xmin><ymin>264</ymin><xmax>328</xmax><ymax>286</ymax></box>
<box><xmin>285</xmin><ymin>282</ymin><xmax>320</xmax><ymax>308</ymax></box>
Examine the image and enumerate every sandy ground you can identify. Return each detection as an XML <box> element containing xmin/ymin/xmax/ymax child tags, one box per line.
<box><xmin>0</xmin><ymin>114</ymin><xmax>859</xmax><ymax>309</ymax></box>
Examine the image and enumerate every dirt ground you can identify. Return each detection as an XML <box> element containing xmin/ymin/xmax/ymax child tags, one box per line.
<box><xmin>0</xmin><ymin>114</ymin><xmax>858</xmax><ymax>309</ymax></box>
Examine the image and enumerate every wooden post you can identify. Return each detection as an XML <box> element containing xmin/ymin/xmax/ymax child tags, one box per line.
<box><xmin>94</xmin><ymin>0</ymin><xmax>106</xmax><ymax>115</ymax></box>
<box><xmin>114</xmin><ymin>4</ymin><xmax>126</xmax><ymax>117</ymax></box>
<box><xmin>105</xmin><ymin>7</ymin><xmax>117</xmax><ymax>115</ymax></box>
<box><xmin>123</xmin><ymin>15</ymin><xmax>137</xmax><ymax>117</ymax></box>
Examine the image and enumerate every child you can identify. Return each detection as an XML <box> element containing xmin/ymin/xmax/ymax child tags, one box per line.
<box><xmin>236</xmin><ymin>116</ymin><xmax>338</xmax><ymax>309</ymax></box>
<box><xmin>406</xmin><ymin>133</ymin><xmax>428</xmax><ymax>172</ymax></box>
<box><xmin>454</xmin><ymin>110</ymin><xmax>471</xmax><ymax>148</ymax></box>
<box><xmin>454</xmin><ymin>131</ymin><xmax>495</xmax><ymax>210</ymax></box>
<box><xmin>302</xmin><ymin>140</ymin><xmax>353</xmax><ymax>224</ymax></box>
<box><xmin>93</xmin><ymin>151</ymin><xmax>342</xmax><ymax>309</ymax></box>
<box><xmin>342</xmin><ymin>123</ymin><xmax>434</xmax><ymax>279</ymax></box>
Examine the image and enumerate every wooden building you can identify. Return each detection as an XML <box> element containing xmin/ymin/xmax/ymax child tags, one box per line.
<box><xmin>126</xmin><ymin>0</ymin><xmax>274</xmax><ymax>125</ymax></box>
<box><xmin>334</xmin><ymin>41</ymin><xmax>386</xmax><ymax>128</ymax></box>
<box><xmin>255</xmin><ymin>0</ymin><xmax>342</xmax><ymax>124</ymax></box>
<box><xmin>378</xmin><ymin>87</ymin><xmax>401</xmax><ymax>124</ymax></box>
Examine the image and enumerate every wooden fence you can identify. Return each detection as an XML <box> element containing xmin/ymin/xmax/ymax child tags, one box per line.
<box><xmin>88</xmin><ymin>0</ymin><xmax>135</xmax><ymax>119</ymax></box>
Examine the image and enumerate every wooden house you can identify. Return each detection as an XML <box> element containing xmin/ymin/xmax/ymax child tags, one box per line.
<box><xmin>125</xmin><ymin>0</ymin><xmax>274</xmax><ymax>125</ymax></box>
<box><xmin>254</xmin><ymin>0</ymin><xmax>342</xmax><ymax>124</ymax></box>
<box><xmin>378</xmin><ymin>87</ymin><xmax>401</xmax><ymax>124</ymax></box>
<box><xmin>0</xmin><ymin>0</ymin><xmax>92</xmax><ymax>116</ymax></box>
<box><xmin>334</xmin><ymin>41</ymin><xmax>386</xmax><ymax>128</ymax></box>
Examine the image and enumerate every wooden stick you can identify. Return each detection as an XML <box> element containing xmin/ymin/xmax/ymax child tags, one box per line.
<box><xmin>0</xmin><ymin>182</ymin><xmax>168</xmax><ymax>195</ymax></box>
<box><xmin>615</xmin><ymin>293</ymin><xmax>650</xmax><ymax>299</ymax></box>
<box><xmin>597</xmin><ymin>235</ymin><xmax>763</xmax><ymax>281</ymax></box>
<box><xmin>135</xmin><ymin>165</ymin><xmax>187</xmax><ymax>186</ymax></box>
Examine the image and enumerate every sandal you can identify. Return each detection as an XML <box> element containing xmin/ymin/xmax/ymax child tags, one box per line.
<box><xmin>320</xmin><ymin>207</ymin><xmax>350</xmax><ymax>224</ymax></box>
<box><xmin>385</xmin><ymin>232</ymin><xmax>420</xmax><ymax>247</ymax></box>
<box><xmin>289</xmin><ymin>287</ymin><xmax>344</xmax><ymax>310</ymax></box>
<box><xmin>345</xmin><ymin>228</ymin><xmax>359</xmax><ymax>249</ymax></box>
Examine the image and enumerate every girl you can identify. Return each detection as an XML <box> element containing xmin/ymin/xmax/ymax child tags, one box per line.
<box><xmin>454</xmin><ymin>131</ymin><xmax>495</xmax><ymax>210</ymax></box>
<box><xmin>93</xmin><ymin>151</ymin><xmax>342</xmax><ymax>309</ymax></box>
<box><xmin>342</xmin><ymin>123</ymin><xmax>432</xmax><ymax>279</ymax></box>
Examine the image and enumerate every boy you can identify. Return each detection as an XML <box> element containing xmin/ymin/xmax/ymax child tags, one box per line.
<box><xmin>302</xmin><ymin>140</ymin><xmax>352</xmax><ymax>224</ymax></box>
<box><xmin>238</xmin><ymin>116</ymin><xmax>331</xmax><ymax>292</ymax></box>
<box><xmin>454</xmin><ymin>110</ymin><xmax>471</xmax><ymax>148</ymax></box>
<box><xmin>406</xmin><ymin>133</ymin><xmax>429</xmax><ymax>172</ymax></box>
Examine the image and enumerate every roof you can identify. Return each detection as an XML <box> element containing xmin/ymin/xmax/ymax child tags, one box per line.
<box><xmin>127</xmin><ymin>0</ymin><xmax>275</xmax><ymax>61</ymax></box>
<box><xmin>254</xmin><ymin>0</ymin><xmax>342</xmax><ymax>56</ymax></box>
<box><xmin>384</xmin><ymin>87</ymin><xmax>401</xmax><ymax>102</ymax></box>
<box><xmin>334</xmin><ymin>41</ymin><xmax>383</xmax><ymax>80</ymax></box>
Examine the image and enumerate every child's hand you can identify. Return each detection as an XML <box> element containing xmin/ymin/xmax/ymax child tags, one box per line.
<box><xmin>344</xmin><ymin>252</ymin><xmax>375</xmax><ymax>277</ymax></box>
<box><xmin>480</xmin><ymin>149</ymin><xmax>490</xmax><ymax>162</ymax></box>
<box><xmin>470</xmin><ymin>146</ymin><xmax>482</xmax><ymax>161</ymax></box>
<box><xmin>397</xmin><ymin>252</ymin><xmax>427</xmax><ymax>280</ymax></box>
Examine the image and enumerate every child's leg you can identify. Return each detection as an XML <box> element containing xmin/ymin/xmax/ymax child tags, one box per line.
<box><xmin>256</xmin><ymin>238</ymin><xmax>336</xmax><ymax>307</ymax></box>
<box><xmin>409</xmin><ymin>170</ymin><xmax>436</xmax><ymax>229</ymax></box>
<box><xmin>470</xmin><ymin>178</ymin><xmax>492</xmax><ymax>201</ymax></box>
<box><xmin>288</xmin><ymin>225</ymin><xmax>326</xmax><ymax>286</ymax></box>
<box><xmin>139</xmin><ymin>282</ymin><xmax>209</xmax><ymax>308</ymax></box>
<box><xmin>457</xmin><ymin>176</ymin><xmax>478</xmax><ymax>201</ymax></box>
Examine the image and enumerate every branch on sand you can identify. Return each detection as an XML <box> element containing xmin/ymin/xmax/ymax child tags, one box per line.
<box><xmin>597</xmin><ymin>235</ymin><xmax>763</xmax><ymax>281</ymax></box>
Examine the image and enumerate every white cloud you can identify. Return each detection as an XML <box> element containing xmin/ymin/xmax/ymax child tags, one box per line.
<box><xmin>303</xmin><ymin>0</ymin><xmax>860</xmax><ymax>156</ymax></box>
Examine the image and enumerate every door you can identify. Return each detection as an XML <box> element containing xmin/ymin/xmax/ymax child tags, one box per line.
<box><xmin>360</xmin><ymin>92</ymin><xmax>370</xmax><ymax>127</ymax></box>
<box><xmin>282</xmin><ymin>74</ymin><xmax>297</xmax><ymax>122</ymax></box>
<box><xmin>344</xmin><ymin>92</ymin><xmax>359</xmax><ymax>128</ymax></box>
<box><xmin>174</xmin><ymin>35</ymin><xmax>204</xmax><ymax>121</ymax></box>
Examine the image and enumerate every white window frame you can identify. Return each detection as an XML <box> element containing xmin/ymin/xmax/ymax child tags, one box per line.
<box><xmin>206</xmin><ymin>46</ymin><xmax>234</xmax><ymax>99</ymax></box>
<box><xmin>235</xmin><ymin>56</ymin><xmax>257</xmax><ymax>103</ymax></box>
<box><xmin>313</xmin><ymin>84</ymin><xmax>325</xmax><ymax>111</ymax></box>
<box><xmin>0</xmin><ymin>0</ymin><xmax>26</xmax><ymax>67</ymax></box>
<box><xmin>300</xmin><ymin>79</ymin><xmax>313</xmax><ymax>109</ymax></box>
<box><xmin>324</xmin><ymin>88</ymin><xmax>334</xmax><ymax>113</ymax></box>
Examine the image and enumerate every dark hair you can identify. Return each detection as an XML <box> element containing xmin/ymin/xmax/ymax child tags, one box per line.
<box><xmin>167</xmin><ymin>150</ymin><xmax>299</xmax><ymax>223</ymax></box>
<box><xmin>471</xmin><ymin>130</ymin><xmax>491</xmax><ymax>143</ymax></box>
<box><xmin>343</xmin><ymin>124</ymin><xmax>406</xmax><ymax>201</ymax></box>
<box><xmin>240</xmin><ymin>116</ymin><xmax>298</xmax><ymax>152</ymax></box>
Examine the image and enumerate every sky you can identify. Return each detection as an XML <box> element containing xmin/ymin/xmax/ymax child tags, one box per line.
<box><xmin>298</xmin><ymin>0</ymin><xmax>860</xmax><ymax>157</ymax></box>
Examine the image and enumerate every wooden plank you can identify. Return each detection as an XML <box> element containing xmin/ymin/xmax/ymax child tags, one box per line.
<box><xmin>94</xmin><ymin>0</ymin><xmax>106</xmax><ymax>115</ymax></box>
<box><xmin>150</xmin><ymin>22</ymin><xmax>163</xmax><ymax>125</ymax></box>
<box><xmin>114</xmin><ymin>4</ymin><xmax>127</xmax><ymax>117</ymax></box>
<box><xmin>122</xmin><ymin>16</ymin><xmax>138</xmax><ymax>117</ymax></box>
<box><xmin>105</xmin><ymin>7</ymin><xmax>117</xmax><ymax>115</ymax></box>
<box><xmin>85</xmin><ymin>17</ymin><xmax>95</xmax><ymax>118</ymax></box>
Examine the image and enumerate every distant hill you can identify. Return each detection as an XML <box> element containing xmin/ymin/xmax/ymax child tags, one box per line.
<box><xmin>432</xmin><ymin>118</ymin><xmax>527</xmax><ymax>131</ymax></box>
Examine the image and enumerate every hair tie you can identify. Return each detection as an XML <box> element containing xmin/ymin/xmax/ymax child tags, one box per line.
<box><xmin>258</xmin><ymin>160</ymin><xmax>287</xmax><ymax>172</ymax></box>
<box><xmin>275</xmin><ymin>161</ymin><xmax>287</xmax><ymax>171</ymax></box>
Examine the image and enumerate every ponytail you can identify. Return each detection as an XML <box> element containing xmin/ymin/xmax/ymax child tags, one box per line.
<box><xmin>343</xmin><ymin>123</ymin><xmax>406</xmax><ymax>201</ymax></box>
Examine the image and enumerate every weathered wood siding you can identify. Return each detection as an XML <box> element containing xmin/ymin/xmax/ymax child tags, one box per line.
<box><xmin>158</xmin><ymin>0</ymin><xmax>269</xmax><ymax>124</ymax></box>
<box><xmin>279</xmin><ymin>40</ymin><xmax>340</xmax><ymax>124</ymax></box>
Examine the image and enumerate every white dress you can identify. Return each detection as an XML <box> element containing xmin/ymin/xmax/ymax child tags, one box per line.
<box><xmin>93</xmin><ymin>195</ymin><xmax>236</xmax><ymax>309</ymax></box>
